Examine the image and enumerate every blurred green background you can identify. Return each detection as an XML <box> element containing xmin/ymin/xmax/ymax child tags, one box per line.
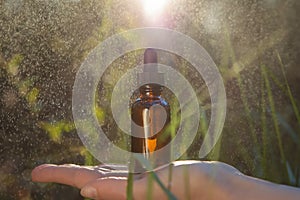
<box><xmin>0</xmin><ymin>0</ymin><xmax>299</xmax><ymax>199</ymax></box>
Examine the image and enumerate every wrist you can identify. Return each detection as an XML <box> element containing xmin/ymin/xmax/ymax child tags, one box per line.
<box><xmin>227</xmin><ymin>173</ymin><xmax>300</xmax><ymax>200</ymax></box>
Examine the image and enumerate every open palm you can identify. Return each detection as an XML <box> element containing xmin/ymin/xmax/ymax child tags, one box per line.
<box><xmin>32</xmin><ymin>160</ymin><xmax>243</xmax><ymax>200</ymax></box>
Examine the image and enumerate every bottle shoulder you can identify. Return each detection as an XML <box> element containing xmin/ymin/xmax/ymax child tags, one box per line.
<box><xmin>132</xmin><ymin>96</ymin><xmax>169</xmax><ymax>108</ymax></box>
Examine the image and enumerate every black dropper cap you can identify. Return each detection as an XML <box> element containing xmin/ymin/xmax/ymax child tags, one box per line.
<box><xmin>144</xmin><ymin>48</ymin><xmax>158</xmax><ymax>65</ymax></box>
<box><xmin>138</xmin><ymin>48</ymin><xmax>164</xmax><ymax>85</ymax></box>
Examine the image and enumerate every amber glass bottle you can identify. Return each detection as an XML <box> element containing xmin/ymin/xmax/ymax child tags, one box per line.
<box><xmin>131</xmin><ymin>49</ymin><xmax>171</xmax><ymax>172</ymax></box>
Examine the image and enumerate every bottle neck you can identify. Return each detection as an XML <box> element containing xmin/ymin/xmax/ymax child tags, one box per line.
<box><xmin>139</xmin><ymin>84</ymin><xmax>162</xmax><ymax>97</ymax></box>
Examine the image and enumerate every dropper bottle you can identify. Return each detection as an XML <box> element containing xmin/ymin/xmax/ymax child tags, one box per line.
<box><xmin>131</xmin><ymin>48</ymin><xmax>171</xmax><ymax>172</ymax></box>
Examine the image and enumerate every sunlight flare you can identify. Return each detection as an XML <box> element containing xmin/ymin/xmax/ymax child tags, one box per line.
<box><xmin>142</xmin><ymin>0</ymin><xmax>168</xmax><ymax>16</ymax></box>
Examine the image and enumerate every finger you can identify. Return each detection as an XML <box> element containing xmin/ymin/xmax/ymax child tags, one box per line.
<box><xmin>31</xmin><ymin>164</ymin><xmax>102</xmax><ymax>188</ymax></box>
<box><xmin>80</xmin><ymin>173</ymin><xmax>170</xmax><ymax>200</ymax></box>
<box><xmin>80</xmin><ymin>177</ymin><xmax>129</xmax><ymax>200</ymax></box>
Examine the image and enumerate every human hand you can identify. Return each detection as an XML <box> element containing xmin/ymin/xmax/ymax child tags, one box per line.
<box><xmin>32</xmin><ymin>160</ymin><xmax>242</xmax><ymax>200</ymax></box>
<box><xmin>32</xmin><ymin>160</ymin><xmax>300</xmax><ymax>200</ymax></box>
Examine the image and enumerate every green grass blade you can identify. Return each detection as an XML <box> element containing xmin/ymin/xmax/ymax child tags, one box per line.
<box><xmin>260</xmin><ymin>69</ymin><xmax>268</xmax><ymax>178</ymax></box>
<box><xmin>126</xmin><ymin>158</ymin><xmax>134</xmax><ymax>200</ymax></box>
<box><xmin>276</xmin><ymin>52</ymin><xmax>300</xmax><ymax>126</ymax></box>
<box><xmin>261</xmin><ymin>65</ymin><xmax>286</xmax><ymax>164</ymax></box>
<box><xmin>276</xmin><ymin>112</ymin><xmax>300</xmax><ymax>144</ymax></box>
<box><xmin>286</xmin><ymin>161</ymin><xmax>297</xmax><ymax>185</ymax></box>
<box><xmin>135</xmin><ymin>155</ymin><xmax>177</xmax><ymax>200</ymax></box>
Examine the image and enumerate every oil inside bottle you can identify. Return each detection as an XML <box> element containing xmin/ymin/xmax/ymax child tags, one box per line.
<box><xmin>131</xmin><ymin>84</ymin><xmax>171</xmax><ymax>172</ymax></box>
